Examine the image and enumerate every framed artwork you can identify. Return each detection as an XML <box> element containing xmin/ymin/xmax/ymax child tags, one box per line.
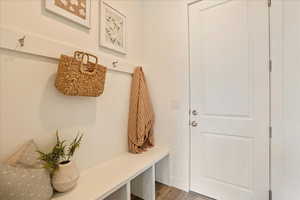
<box><xmin>99</xmin><ymin>1</ymin><xmax>127</xmax><ymax>54</ymax></box>
<box><xmin>45</xmin><ymin>0</ymin><xmax>91</xmax><ymax>28</ymax></box>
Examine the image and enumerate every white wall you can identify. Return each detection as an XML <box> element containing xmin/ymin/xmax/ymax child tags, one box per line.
<box><xmin>142</xmin><ymin>0</ymin><xmax>190</xmax><ymax>191</ymax></box>
<box><xmin>4</xmin><ymin>1</ymin><xmax>298</xmax><ymax>197</ymax></box>
<box><xmin>0</xmin><ymin>0</ymin><xmax>144</xmax><ymax>172</ymax></box>
<box><xmin>272</xmin><ymin>1</ymin><xmax>300</xmax><ymax>199</ymax></box>
<box><xmin>0</xmin><ymin>0</ymin><xmax>189</xmax><ymax>191</ymax></box>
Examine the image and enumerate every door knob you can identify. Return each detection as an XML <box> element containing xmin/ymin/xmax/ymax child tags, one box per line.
<box><xmin>191</xmin><ymin>121</ymin><xmax>198</xmax><ymax>127</ymax></box>
<box><xmin>192</xmin><ymin>110</ymin><xmax>198</xmax><ymax>116</ymax></box>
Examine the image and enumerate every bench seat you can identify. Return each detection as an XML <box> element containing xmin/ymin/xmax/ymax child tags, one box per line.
<box><xmin>52</xmin><ymin>146</ymin><xmax>169</xmax><ymax>200</ymax></box>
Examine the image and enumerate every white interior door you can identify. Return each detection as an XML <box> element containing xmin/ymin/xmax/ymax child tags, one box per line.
<box><xmin>189</xmin><ymin>1</ymin><xmax>269</xmax><ymax>200</ymax></box>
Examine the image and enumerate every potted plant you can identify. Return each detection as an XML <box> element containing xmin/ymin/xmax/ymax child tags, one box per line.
<box><xmin>38</xmin><ymin>131</ymin><xmax>83</xmax><ymax>192</ymax></box>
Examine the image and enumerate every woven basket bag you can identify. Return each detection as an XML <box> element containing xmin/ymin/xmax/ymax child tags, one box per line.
<box><xmin>55</xmin><ymin>51</ymin><xmax>107</xmax><ymax>97</ymax></box>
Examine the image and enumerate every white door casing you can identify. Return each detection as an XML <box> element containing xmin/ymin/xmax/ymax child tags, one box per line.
<box><xmin>271</xmin><ymin>0</ymin><xmax>300</xmax><ymax>199</ymax></box>
<box><xmin>189</xmin><ymin>0</ymin><xmax>269</xmax><ymax>200</ymax></box>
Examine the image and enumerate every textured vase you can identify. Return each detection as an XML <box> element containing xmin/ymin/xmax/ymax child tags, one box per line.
<box><xmin>52</xmin><ymin>161</ymin><xmax>80</xmax><ymax>192</ymax></box>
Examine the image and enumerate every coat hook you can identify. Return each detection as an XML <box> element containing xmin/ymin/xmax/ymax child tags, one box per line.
<box><xmin>18</xmin><ymin>35</ymin><xmax>26</xmax><ymax>47</ymax></box>
<box><xmin>112</xmin><ymin>60</ymin><xmax>119</xmax><ymax>68</ymax></box>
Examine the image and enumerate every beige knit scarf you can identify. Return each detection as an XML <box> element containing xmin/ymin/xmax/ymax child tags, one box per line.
<box><xmin>128</xmin><ymin>67</ymin><xmax>155</xmax><ymax>154</ymax></box>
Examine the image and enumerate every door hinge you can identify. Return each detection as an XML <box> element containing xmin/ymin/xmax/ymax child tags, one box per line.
<box><xmin>269</xmin><ymin>126</ymin><xmax>272</xmax><ymax>138</ymax></box>
<box><xmin>269</xmin><ymin>60</ymin><xmax>272</xmax><ymax>73</ymax></box>
<box><xmin>268</xmin><ymin>0</ymin><xmax>272</xmax><ymax>7</ymax></box>
<box><xmin>269</xmin><ymin>190</ymin><xmax>273</xmax><ymax>200</ymax></box>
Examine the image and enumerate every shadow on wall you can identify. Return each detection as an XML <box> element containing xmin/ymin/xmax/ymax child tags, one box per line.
<box><xmin>39</xmin><ymin>74</ymin><xmax>97</xmax><ymax>130</ymax></box>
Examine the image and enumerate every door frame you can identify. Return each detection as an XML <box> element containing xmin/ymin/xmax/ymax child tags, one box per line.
<box><xmin>269</xmin><ymin>0</ymin><xmax>284</xmax><ymax>199</ymax></box>
<box><xmin>186</xmin><ymin>0</ymin><xmax>272</xmax><ymax>196</ymax></box>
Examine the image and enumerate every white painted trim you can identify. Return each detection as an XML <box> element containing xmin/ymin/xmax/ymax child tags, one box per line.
<box><xmin>187</xmin><ymin>0</ymin><xmax>232</xmax><ymax>9</ymax></box>
<box><xmin>126</xmin><ymin>183</ymin><xmax>131</xmax><ymax>200</ymax></box>
<box><xmin>187</xmin><ymin>0</ymin><xmax>192</xmax><ymax>193</ymax></box>
<box><xmin>270</xmin><ymin>0</ymin><xmax>285</xmax><ymax>199</ymax></box>
<box><xmin>0</xmin><ymin>26</ymin><xmax>135</xmax><ymax>74</ymax></box>
<box><xmin>171</xmin><ymin>176</ymin><xmax>190</xmax><ymax>192</ymax></box>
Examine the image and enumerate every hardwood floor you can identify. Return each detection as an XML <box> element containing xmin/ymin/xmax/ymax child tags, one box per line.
<box><xmin>132</xmin><ymin>182</ymin><xmax>212</xmax><ymax>200</ymax></box>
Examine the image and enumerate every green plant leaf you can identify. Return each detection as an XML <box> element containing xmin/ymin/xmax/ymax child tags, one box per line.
<box><xmin>37</xmin><ymin>130</ymin><xmax>83</xmax><ymax>174</ymax></box>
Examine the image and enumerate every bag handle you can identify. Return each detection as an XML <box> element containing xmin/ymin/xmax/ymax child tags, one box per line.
<box><xmin>74</xmin><ymin>51</ymin><xmax>98</xmax><ymax>75</ymax></box>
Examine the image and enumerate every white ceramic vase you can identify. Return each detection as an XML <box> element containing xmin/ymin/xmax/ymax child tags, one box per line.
<box><xmin>52</xmin><ymin>161</ymin><xmax>80</xmax><ymax>192</ymax></box>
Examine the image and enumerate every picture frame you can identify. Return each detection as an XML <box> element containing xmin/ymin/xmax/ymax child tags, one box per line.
<box><xmin>99</xmin><ymin>0</ymin><xmax>127</xmax><ymax>54</ymax></box>
<box><xmin>45</xmin><ymin>0</ymin><xmax>91</xmax><ymax>28</ymax></box>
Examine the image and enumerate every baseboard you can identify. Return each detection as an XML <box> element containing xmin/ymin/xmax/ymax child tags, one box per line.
<box><xmin>170</xmin><ymin>176</ymin><xmax>189</xmax><ymax>192</ymax></box>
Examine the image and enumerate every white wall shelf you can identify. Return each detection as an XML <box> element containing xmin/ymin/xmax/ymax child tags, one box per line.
<box><xmin>0</xmin><ymin>26</ymin><xmax>136</xmax><ymax>74</ymax></box>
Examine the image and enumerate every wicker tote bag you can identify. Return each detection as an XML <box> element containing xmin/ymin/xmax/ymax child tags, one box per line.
<box><xmin>55</xmin><ymin>51</ymin><xmax>107</xmax><ymax>97</ymax></box>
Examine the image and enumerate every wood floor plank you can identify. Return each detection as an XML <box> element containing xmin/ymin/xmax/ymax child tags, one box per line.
<box><xmin>131</xmin><ymin>182</ymin><xmax>212</xmax><ymax>200</ymax></box>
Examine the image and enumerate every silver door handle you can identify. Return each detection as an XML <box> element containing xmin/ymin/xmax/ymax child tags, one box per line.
<box><xmin>192</xmin><ymin>110</ymin><xmax>198</xmax><ymax>116</ymax></box>
<box><xmin>191</xmin><ymin>121</ymin><xmax>198</xmax><ymax>127</ymax></box>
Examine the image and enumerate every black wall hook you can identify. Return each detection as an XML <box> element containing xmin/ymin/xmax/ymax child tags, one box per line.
<box><xmin>18</xmin><ymin>35</ymin><xmax>26</xmax><ymax>47</ymax></box>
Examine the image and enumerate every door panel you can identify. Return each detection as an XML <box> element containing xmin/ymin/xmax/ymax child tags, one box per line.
<box><xmin>198</xmin><ymin>1</ymin><xmax>251</xmax><ymax>117</ymax></box>
<box><xmin>189</xmin><ymin>0</ymin><xmax>269</xmax><ymax>199</ymax></box>
<box><xmin>203</xmin><ymin>134</ymin><xmax>252</xmax><ymax>188</ymax></box>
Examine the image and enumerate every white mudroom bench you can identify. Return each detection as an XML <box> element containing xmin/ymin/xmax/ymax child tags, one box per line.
<box><xmin>52</xmin><ymin>147</ymin><xmax>169</xmax><ymax>200</ymax></box>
